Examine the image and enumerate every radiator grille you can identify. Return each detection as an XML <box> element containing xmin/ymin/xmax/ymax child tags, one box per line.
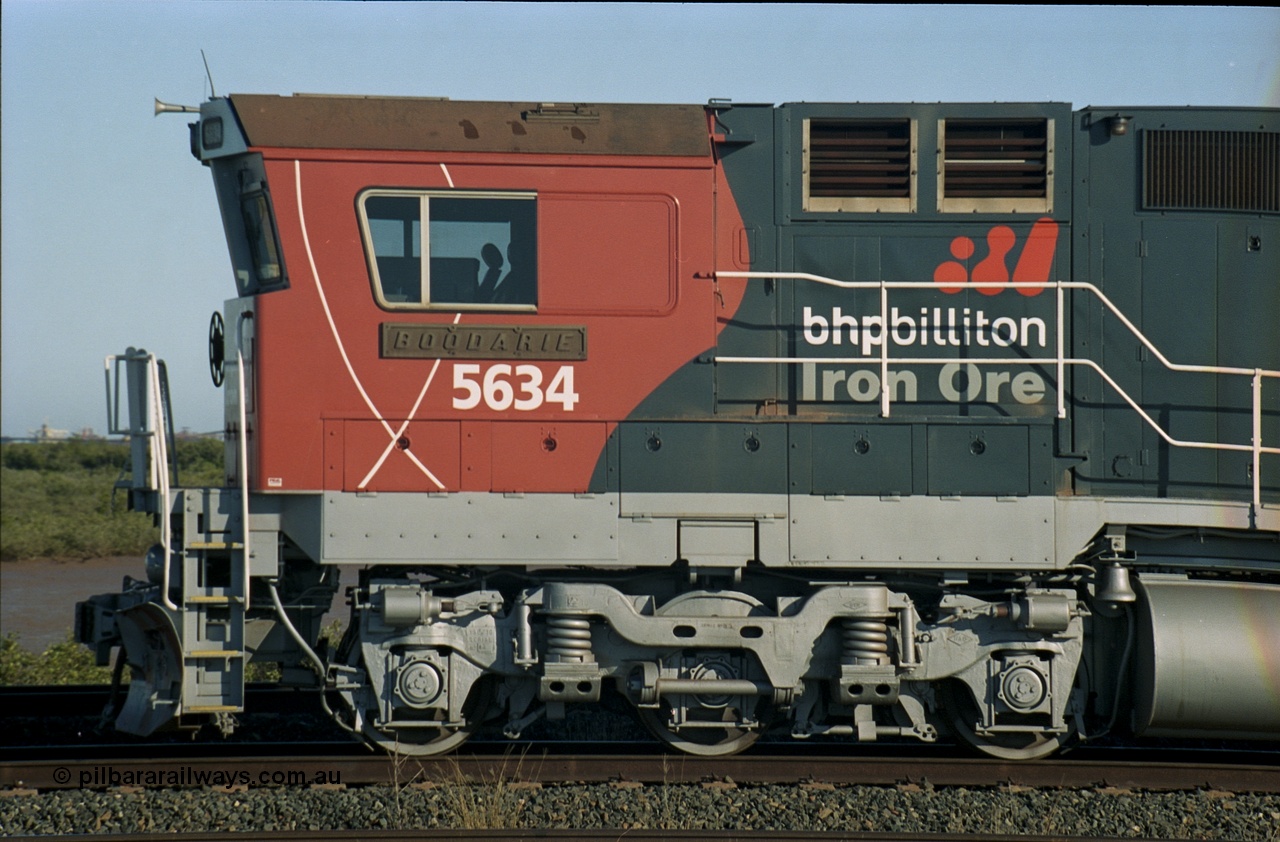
<box><xmin>1144</xmin><ymin>130</ymin><xmax>1280</xmax><ymax>213</ymax></box>
<box><xmin>942</xmin><ymin>119</ymin><xmax>1048</xmax><ymax>198</ymax></box>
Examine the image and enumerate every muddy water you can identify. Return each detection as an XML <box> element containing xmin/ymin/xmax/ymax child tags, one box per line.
<box><xmin>0</xmin><ymin>558</ymin><xmax>357</xmax><ymax>653</ymax></box>
<box><xmin>0</xmin><ymin>557</ymin><xmax>144</xmax><ymax>652</ymax></box>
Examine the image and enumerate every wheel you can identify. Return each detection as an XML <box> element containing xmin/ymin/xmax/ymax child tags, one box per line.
<box><xmin>637</xmin><ymin>706</ymin><xmax>762</xmax><ymax>757</ymax></box>
<box><xmin>359</xmin><ymin>678</ymin><xmax>494</xmax><ymax>757</ymax></box>
<box><xmin>361</xmin><ymin>716</ymin><xmax>476</xmax><ymax>756</ymax></box>
<box><xmin>632</xmin><ymin>589</ymin><xmax>772</xmax><ymax>757</ymax></box>
<box><xmin>939</xmin><ymin>681</ymin><xmax>1072</xmax><ymax>761</ymax></box>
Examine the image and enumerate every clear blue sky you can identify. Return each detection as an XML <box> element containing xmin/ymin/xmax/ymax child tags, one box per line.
<box><xmin>3</xmin><ymin>2</ymin><xmax>1278</xmax><ymax>437</ymax></box>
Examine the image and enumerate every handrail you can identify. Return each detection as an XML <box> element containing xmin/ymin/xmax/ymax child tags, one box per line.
<box><xmin>148</xmin><ymin>357</ymin><xmax>176</xmax><ymax>611</ymax></box>
<box><xmin>712</xmin><ymin>272</ymin><xmax>1278</xmax><ymax>514</ymax></box>
<box><xmin>104</xmin><ymin>350</ymin><xmax>178</xmax><ymax>610</ymax></box>
<box><xmin>236</xmin><ymin>312</ymin><xmax>254</xmax><ymax>605</ymax></box>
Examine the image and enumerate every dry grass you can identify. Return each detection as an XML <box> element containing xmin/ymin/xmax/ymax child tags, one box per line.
<box><xmin>438</xmin><ymin>748</ymin><xmax>537</xmax><ymax>829</ymax></box>
<box><xmin>381</xmin><ymin>739</ymin><xmax>538</xmax><ymax>830</ymax></box>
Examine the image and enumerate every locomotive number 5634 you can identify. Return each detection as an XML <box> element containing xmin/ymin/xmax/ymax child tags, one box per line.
<box><xmin>452</xmin><ymin>363</ymin><xmax>580</xmax><ymax>411</ymax></box>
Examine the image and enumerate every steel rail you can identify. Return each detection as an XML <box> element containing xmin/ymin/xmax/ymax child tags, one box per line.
<box><xmin>5</xmin><ymin>752</ymin><xmax>1278</xmax><ymax>793</ymax></box>
<box><xmin>0</xmin><ymin>831</ymin><xmax>1169</xmax><ymax>842</ymax></box>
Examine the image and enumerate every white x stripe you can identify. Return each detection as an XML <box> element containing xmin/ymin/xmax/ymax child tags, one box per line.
<box><xmin>293</xmin><ymin>159</ymin><xmax>452</xmax><ymax>490</ymax></box>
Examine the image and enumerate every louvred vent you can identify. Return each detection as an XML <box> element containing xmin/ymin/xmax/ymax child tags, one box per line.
<box><xmin>943</xmin><ymin>119</ymin><xmax>1048</xmax><ymax>198</ymax></box>
<box><xmin>808</xmin><ymin>120</ymin><xmax>911</xmax><ymax>198</ymax></box>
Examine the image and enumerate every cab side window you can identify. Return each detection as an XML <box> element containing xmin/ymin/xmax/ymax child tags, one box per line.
<box><xmin>360</xmin><ymin>190</ymin><xmax>537</xmax><ymax>310</ymax></box>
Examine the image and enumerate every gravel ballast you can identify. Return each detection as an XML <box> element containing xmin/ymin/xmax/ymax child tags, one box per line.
<box><xmin>3</xmin><ymin>782</ymin><xmax>1279</xmax><ymax>839</ymax></box>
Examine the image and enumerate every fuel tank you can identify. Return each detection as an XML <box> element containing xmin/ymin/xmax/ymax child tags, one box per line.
<box><xmin>1134</xmin><ymin>575</ymin><xmax>1280</xmax><ymax>739</ymax></box>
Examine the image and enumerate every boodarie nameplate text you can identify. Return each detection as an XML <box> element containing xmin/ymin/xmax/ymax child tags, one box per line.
<box><xmin>381</xmin><ymin>324</ymin><xmax>587</xmax><ymax>360</ymax></box>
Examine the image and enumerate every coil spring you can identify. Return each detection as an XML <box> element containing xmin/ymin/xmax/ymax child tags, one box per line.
<box><xmin>842</xmin><ymin>618</ymin><xmax>890</xmax><ymax>666</ymax></box>
<box><xmin>546</xmin><ymin>616</ymin><xmax>593</xmax><ymax>663</ymax></box>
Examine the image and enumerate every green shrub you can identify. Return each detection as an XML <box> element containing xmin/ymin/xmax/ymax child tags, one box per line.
<box><xmin>2</xmin><ymin>439</ymin><xmax>127</xmax><ymax>473</ymax></box>
<box><xmin>0</xmin><ymin>631</ymin><xmax>300</xmax><ymax>685</ymax></box>
<box><xmin>0</xmin><ymin>464</ymin><xmax>156</xmax><ymax>559</ymax></box>
<box><xmin>0</xmin><ymin>438</ymin><xmax>226</xmax><ymax>560</ymax></box>
<box><xmin>0</xmin><ymin>632</ymin><xmax>115</xmax><ymax>685</ymax></box>
<box><xmin>245</xmin><ymin>661</ymin><xmax>281</xmax><ymax>683</ymax></box>
<box><xmin>174</xmin><ymin>437</ymin><xmax>225</xmax><ymax>486</ymax></box>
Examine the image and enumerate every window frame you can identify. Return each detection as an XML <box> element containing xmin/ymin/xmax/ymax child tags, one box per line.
<box><xmin>240</xmin><ymin>182</ymin><xmax>285</xmax><ymax>287</ymax></box>
<box><xmin>357</xmin><ymin>188</ymin><xmax>538</xmax><ymax>312</ymax></box>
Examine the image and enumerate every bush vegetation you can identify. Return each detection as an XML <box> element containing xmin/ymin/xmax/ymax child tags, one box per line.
<box><xmin>0</xmin><ymin>438</ymin><xmax>224</xmax><ymax>561</ymax></box>
<box><xmin>0</xmin><ymin>622</ymin><xmax>347</xmax><ymax>685</ymax></box>
<box><xmin>2</xmin><ymin>439</ymin><xmax>348</xmax><ymax>684</ymax></box>
<box><xmin>0</xmin><ymin>632</ymin><xmax>116</xmax><ymax>684</ymax></box>
<box><xmin>0</xmin><ymin>631</ymin><xmax>284</xmax><ymax>685</ymax></box>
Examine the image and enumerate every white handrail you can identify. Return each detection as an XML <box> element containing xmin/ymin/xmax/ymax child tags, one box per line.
<box><xmin>147</xmin><ymin>357</ymin><xmax>177</xmax><ymax>611</ymax></box>
<box><xmin>711</xmin><ymin>271</ymin><xmax>1278</xmax><ymax>513</ymax></box>
<box><xmin>236</xmin><ymin>313</ymin><xmax>253</xmax><ymax>604</ymax></box>
<box><xmin>105</xmin><ymin>352</ymin><xmax>179</xmax><ymax>610</ymax></box>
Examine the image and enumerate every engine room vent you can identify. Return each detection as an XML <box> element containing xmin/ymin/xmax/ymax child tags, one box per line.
<box><xmin>938</xmin><ymin>118</ymin><xmax>1053</xmax><ymax>214</ymax></box>
<box><xmin>803</xmin><ymin>119</ymin><xmax>916</xmax><ymax>213</ymax></box>
<box><xmin>1143</xmin><ymin>130</ymin><xmax>1280</xmax><ymax>213</ymax></box>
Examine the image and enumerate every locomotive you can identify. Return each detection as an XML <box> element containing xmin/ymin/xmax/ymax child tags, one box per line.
<box><xmin>77</xmin><ymin>93</ymin><xmax>1279</xmax><ymax>759</ymax></box>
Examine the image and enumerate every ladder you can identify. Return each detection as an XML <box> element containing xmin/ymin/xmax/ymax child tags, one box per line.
<box><xmin>106</xmin><ymin>350</ymin><xmax>247</xmax><ymax>725</ymax></box>
<box><xmin>176</xmin><ymin>489</ymin><xmax>247</xmax><ymax>722</ymax></box>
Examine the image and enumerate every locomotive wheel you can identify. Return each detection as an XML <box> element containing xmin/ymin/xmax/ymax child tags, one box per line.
<box><xmin>360</xmin><ymin>679</ymin><xmax>493</xmax><ymax>757</ymax></box>
<box><xmin>635</xmin><ymin>589</ymin><xmax>769</xmax><ymax>757</ymax></box>
<box><xmin>939</xmin><ymin>681</ymin><xmax>1072</xmax><ymax>761</ymax></box>
<box><xmin>361</xmin><ymin>718</ymin><xmax>475</xmax><ymax>756</ymax></box>
<box><xmin>638</xmin><ymin>705</ymin><xmax>762</xmax><ymax>757</ymax></box>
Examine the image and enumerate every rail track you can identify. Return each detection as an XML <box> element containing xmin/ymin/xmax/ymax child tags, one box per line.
<box><xmin>4</xmin><ymin>749</ymin><xmax>1278</xmax><ymax>793</ymax></box>
<box><xmin>0</xmin><ymin>832</ymin><xmax>1197</xmax><ymax>842</ymax></box>
<box><xmin>4</xmin><ymin>685</ymin><xmax>1278</xmax><ymax>794</ymax></box>
<box><xmin>6</xmin><ymin>698</ymin><xmax>1278</xmax><ymax>841</ymax></box>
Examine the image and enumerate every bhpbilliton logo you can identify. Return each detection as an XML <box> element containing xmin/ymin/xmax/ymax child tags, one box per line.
<box><xmin>933</xmin><ymin>218</ymin><xmax>1059</xmax><ymax>296</ymax></box>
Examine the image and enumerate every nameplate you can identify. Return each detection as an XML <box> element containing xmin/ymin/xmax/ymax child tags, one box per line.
<box><xmin>381</xmin><ymin>324</ymin><xmax>587</xmax><ymax>360</ymax></box>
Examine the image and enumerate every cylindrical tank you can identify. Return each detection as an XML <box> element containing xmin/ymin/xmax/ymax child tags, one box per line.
<box><xmin>1133</xmin><ymin>575</ymin><xmax>1280</xmax><ymax>738</ymax></box>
